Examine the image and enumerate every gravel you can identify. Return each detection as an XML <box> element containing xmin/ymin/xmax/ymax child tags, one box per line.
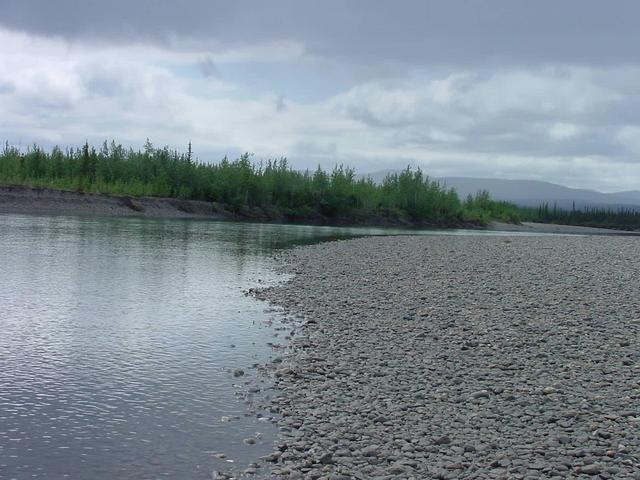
<box><xmin>253</xmin><ymin>234</ymin><xmax>640</xmax><ymax>479</ymax></box>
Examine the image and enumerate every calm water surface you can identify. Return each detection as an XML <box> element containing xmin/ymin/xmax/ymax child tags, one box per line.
<box><xmin>0</xmin><ymin>214</ymin><xmax>553</xmax><ymax>479</ymax></box>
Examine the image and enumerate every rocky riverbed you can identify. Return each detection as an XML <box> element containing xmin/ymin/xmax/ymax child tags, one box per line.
<box><xmin>253</xmin><ymin>234</ymin><xmax>640</xmax><ymax>479</ymax></box>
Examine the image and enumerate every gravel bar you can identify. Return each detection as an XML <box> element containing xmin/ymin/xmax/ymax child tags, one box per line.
<box><xmin>254</xmin><ymin>235</ymin><xmax>640</xmax><ymax>479</ymax></box>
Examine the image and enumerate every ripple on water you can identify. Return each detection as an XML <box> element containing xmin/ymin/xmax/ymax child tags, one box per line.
<box><xmin>0</xmin><ymin>216</ymin><xmax>306</xmax><ymax>479</ymax></box>
<box><xmin>1</xmin><ymin>215</ymin><xmax>550</xmax><ymax>479</ymax></box>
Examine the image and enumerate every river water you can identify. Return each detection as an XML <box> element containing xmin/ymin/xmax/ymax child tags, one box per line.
<box><xmin>0</xmin><ymin>214</ymin><xmax>552</xmax><ymax>479</ymax></box>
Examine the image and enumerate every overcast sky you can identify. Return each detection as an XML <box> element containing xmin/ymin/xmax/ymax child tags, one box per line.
<box><xmin>1</xmin><ymin>0</ymin><xmax>640</xmax><ymax>191</ymax></box>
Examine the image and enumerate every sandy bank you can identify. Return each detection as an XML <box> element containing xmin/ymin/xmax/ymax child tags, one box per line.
<box><xmin>255</xmin><ymin>235</ymin><xmax>640</xmax><ymax>478</ymax></box>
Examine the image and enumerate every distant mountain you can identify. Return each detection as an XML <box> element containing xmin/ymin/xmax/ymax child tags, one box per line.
<box><xmin>614</xmin><ymin>190</ymin><xmax>640</xmax><ymax>204</ymax></box>
<box><xmin>437</xmin><ymin>177</ymin><xmax>640</xmax><ymax>209</ymax></box>
<box><xmin>361</xmin><ymin>172</ymin><xmax>640</xmax><ymax>210</ymax></box>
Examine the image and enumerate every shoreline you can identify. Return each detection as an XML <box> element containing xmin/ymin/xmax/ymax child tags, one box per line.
<box><xmin>0</xmin><ymin>185</ymin><xmax>463</xmax><ymax>229</ymax></box>
<box><xmin>486</xmin><ymin>221</ymin><xmax>640</xmax><ymax>236</ymax></box>
<box><xmin>1</xmin><ymin>185</ymin><xmax>639</xmax><ymax>236</ymax></box>
<box><xmin>254</xmin><ymin>235</ymin><xmax>640</xmax><ymax>478</ymax></box>
<box><xmin>0</xmin><ymin>184</ymin><xmax>276</xmax><ymax>222</ymax></box>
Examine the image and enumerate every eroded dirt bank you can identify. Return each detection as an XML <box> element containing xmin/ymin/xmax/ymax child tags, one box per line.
<box><xmin>4</xmin><ymin>186</ymin><xmax>639</xmax><ymax>236</ymax></box>
<box><xmin>0</xmin><ymin>185</ymin><xmax>460</xmax><ymax>228</ymax></box>
<box><xmin>0</xmin><ymin>185</ymin><xmax>273</xmax><ymax>221</ymax></box>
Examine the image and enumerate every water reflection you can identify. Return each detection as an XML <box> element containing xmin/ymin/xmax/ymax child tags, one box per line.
<box><xmin>0</xmin><ymin>215</ymin><xmax>305</xmax><ymax>480</ymax></box>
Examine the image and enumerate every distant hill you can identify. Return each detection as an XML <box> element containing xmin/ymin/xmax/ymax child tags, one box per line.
<box><xmin>438</xmin><ymin>177</ymin><xmax>640</xmax><ymax>209</ymax></box>
<box><xmin>361</xmin><ymin>172</ymin><xmax>640</xmax><ymax>210</ymax></box>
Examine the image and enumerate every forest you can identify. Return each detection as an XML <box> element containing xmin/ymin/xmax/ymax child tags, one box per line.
<box><xmin>519</xmin><ymin>203</ymin><xmax>640</xmax><ymax>231</ymax></box>
<box><xmin>0</xmin><ymin>141</ymin><xmax>517</xmax><ymax>226</ymax></box>
<box><xmin>1</xmin><ymin>141</ymin><xmax>638</xmax><ymax>230</ymax></box>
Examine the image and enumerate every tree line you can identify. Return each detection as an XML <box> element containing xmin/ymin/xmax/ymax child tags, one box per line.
<box><xmin>0</xmin><ymin>141</ymin><xmax>517</xmax><ymax>225</ymax></box>
<box><xmin>1</xmin><ymin>141</ymin><xmax>638</xmax><ymax>229</ymax></box>
<box><xmin>519</xmin><ymin>202</ymin><xmax>640</xmax><ymax>230</ymax></box>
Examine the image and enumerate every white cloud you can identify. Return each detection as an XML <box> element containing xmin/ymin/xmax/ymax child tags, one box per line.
<box><xmin>549</xmin><ymin>123</ymin><xmax>581</xmax><ymax>140</ymax></box>
<box><xmin>1</xmin><ymin>27</ymin><xmax>640</xmax><ymax>191</ymax></box>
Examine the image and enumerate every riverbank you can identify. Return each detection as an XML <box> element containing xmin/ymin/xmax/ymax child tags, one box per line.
<box><xmin>254</xmin><ymin>235</ymin><xmax>640</xmax><ymax>478</ymax></box>
<box><xmin>0</xmin><ymin>185</ymin><xmax>273</xmax><ymax>222</ymax></box>
<box><xmin>2</xmin><ymin>185</ymin><xmax>640</xmax><ymax>237</ymax></box>
<box><xmin>0</xmin><ymin>185</ymin><xmax>468</xmax><ymax>228</ymax></box>
<box><xmin>487</xmin><ymin>221</ymin><xmax>640</xmax><ymax>236</ymax></box>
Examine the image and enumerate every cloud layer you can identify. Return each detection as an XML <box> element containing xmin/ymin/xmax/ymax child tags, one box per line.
<box><xmin>1</xmin><ymin>2</ymin><xmax>640</xmax><ymax>191</ymax></box>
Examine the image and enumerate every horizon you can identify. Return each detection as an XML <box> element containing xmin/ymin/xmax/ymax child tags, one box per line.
<box><xmin>1</xmin><ymin>1</ymin><xmax>640</xmax><ymax>191</ymax></box>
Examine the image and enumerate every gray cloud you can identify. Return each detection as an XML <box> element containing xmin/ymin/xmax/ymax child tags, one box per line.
<box><xmin>197</xmin><ymin>56</ymin><xmax>221</xmax><ymax>79</ymax></box>
<box><xmin>331</xmin><ymin>67</ymin><xmax>640</xmax><ymax>165</ymax></box>
<box><xmin>2</xmin><ymin>3</ymin><xmax>640</xmax><ymax>191</ymax></box>
<box><xmin>275</xmin><ymin>95</ymin><xmax>287</xmax><ymax>112</ymax></box>
<box><xmin>0</xmin><ymin>81</ymin><xmax>14</xmax><ymax>94</ymax></box>
<box><xmin>83</xmin><ymin>72</ymin><xmax>127</xmax><ymax>97</ymax></box>
<box><xmin>2</xmin><ymin>0</ymin><xmax>640</xmax><ymax>67</ymax></box>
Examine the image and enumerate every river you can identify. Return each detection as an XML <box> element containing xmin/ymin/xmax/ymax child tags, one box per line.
<box><xmin>0</xmin><ymin>214</ymin><xmax>554</xmax><ymax>479</ymax></box>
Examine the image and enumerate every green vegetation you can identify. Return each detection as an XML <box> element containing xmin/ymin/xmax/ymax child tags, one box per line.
<box><xmin>519</xmin><ymin>203</ymin><xmax>640</xmax><ymax>231</ymax></box>
<box><xmin>0</xmin><ymin>141</ymin><xmax>512</xmax><ymax>226</ymax></box>
<box><xmin>462</xmin><ymin>190</ymin><xmax>522</xmax><ymax>224</ymax></box>
<box><xmin>3</xmin><ymin>141</ymin><xmax>637</xmax><ymax>230</ymax></box>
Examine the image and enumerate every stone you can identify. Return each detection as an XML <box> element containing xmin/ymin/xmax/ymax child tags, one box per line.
<box><xmin>470</xmin><ymin>390</ymin><xmax>490</xmax><ymax>399</ymax></box>
<box><xmin>361</xmin><ymin>446</ymin><xmax>380</xmax><ymax>457</ymax></box>
<box><xmin>262</xmin><ymin>452</ymin><xmax>281</xmax><ymax>462</ymax></box>
<box><xmin>244</xmin><ymin>235</ymin><xmax>640</xmax><ymax>479</ymax></box>
<box><xmin>579</xmin><ymin>464</ymin><xmax>601</xmax><ymax>475</ymax></box>
<box><xmin>434</xmin><ymin>435</ymin><xmax>452</xmax><ymax>446</ymax></box>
